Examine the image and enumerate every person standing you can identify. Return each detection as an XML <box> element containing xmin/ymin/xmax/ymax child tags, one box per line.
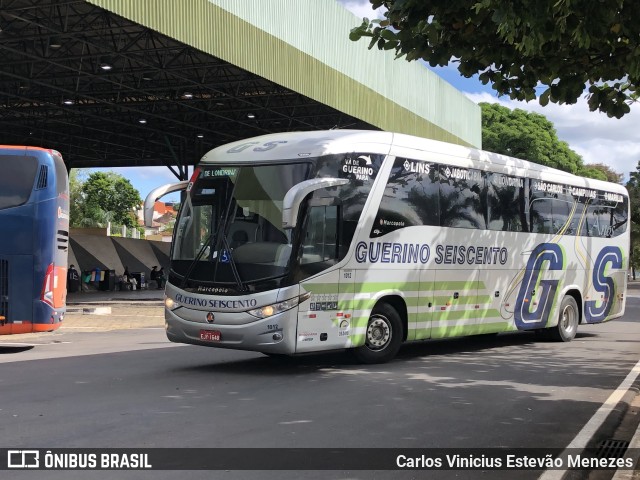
<box><xmin>121</xmin><ymin>267</ymin><xmax>131</xmax><ymax>290</ymax></box>
<box><xmin>67</xmin><ymin>264</ymin><xmax>80</xmax><ymax>293</ymax></box>
<box><xmin>157</xmin><ymin>267</ymin><xmax>166</xmax><ymax>289</ymax></box>
<box><xmin>150</xmin><ymin>266</ymin><xmax>158</xmax><ymax>281</ymax></box>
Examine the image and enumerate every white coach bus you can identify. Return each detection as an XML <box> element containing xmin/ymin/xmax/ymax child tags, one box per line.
<box><xmin>145</xmin><ymin>130</ymin><xmax>629</xmax><ymax>363</ymax></box>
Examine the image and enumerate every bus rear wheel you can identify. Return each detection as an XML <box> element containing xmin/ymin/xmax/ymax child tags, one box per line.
<box><xmin>548</xmin><ymin>296</ymin><xmax>579</xmax><ymax>342</ymax></box>
<box><xmin>353</xmin><ymin>303</ymin><xmax>403</xmax><ymax>364</ymax></box>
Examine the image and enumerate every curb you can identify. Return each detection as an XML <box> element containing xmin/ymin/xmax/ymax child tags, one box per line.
<box><xmin>67</xmin><ymin>306</ymin><xmax>112</xmax><ymax>315</ymax></box>
<box><xmin>67</xmin><ymin>301</ymin><xmax>164</xmax><ymax>307</ymax></box>
<box><xmin>66</xmin><ymin>303</ymin><xmax>164</xmax><ymax>315</ymax></box>
<box><xmin>67</xmin><ymin>299</ymin><xmax>164</xmax><ymax>305</ymax></box>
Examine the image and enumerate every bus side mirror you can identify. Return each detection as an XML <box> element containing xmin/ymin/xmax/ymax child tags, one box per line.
<box><xmin>144</xmin><ymin>181</ymin><xmax>189</xmax><ymax>227</ymax></box>
<box><xmin>282</xmin><ymin>178</ymin><xmax>349</xmax><ymax>229</ymax></box>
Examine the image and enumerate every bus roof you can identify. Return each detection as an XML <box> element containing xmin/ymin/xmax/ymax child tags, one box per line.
<box><xmin>199</xmin><ymin>130</ymin><xmax>627</xmax><ymax>196</ymax></box>
<box><xmin>200</xmin><ymin>130</ymin><xmax>394</xmax><ymax>164</ymax></box>
<box><xmin>0</xmin><ymin>145</ymin><xmax>63</xmax><ymax>157</ymax></box>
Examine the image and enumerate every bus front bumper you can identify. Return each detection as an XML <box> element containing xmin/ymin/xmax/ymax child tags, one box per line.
<box><xmin>164</xmin><ymin>307</ymin><xmax>298</xmax><ymax>355</ymax></box>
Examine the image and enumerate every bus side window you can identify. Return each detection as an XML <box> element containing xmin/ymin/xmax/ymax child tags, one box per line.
<box><xmin>370</xmin><ymin>157</ymin><xmax>439</xmax><ymax>237</ymax></box>
<box><xmin>300</xmin><ymin>205</ymin><xmax>338</xmax><ymax>270</ymax></box>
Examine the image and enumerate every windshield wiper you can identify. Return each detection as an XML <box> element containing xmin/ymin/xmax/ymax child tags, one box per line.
<box><xmin>179</xmin><ymin>230</ymin><xmax>217</xmax><ymax>289</ymax></box>
<box><xmin>209</xmin><ymin>182</ymin><xmax>247</xmax><ymax>292</ymax></box>
<box><xmin>221</xmin><ymin>235</ymin><xmax>247</xmax><ymax>292</ymax></box>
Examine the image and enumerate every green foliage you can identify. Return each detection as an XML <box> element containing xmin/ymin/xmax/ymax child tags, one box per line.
<box><xmin>577</xmin><ymin>167</ymin><xmax>608</xmax><ymax>182</ymax></box>
<box><xmin>627</xmin><ymin>164</ymin><xmax>640</xmax><ymax>227</ymax></box>
<box><xmin>480</xmin><ymin>103</ymin><xmax>584</xmax><ymax>173</ymax></box>
<box><xmin>481</xmin><ymin>103</ymin><xmax>623</xmax><ymax>182</ymax></box>
<box><xmin>579</xmin><ymin>163</ymin><xmax>624</xmax><ymax>183</ymax></box>
<box><xmin>70</xmin><ymin>170</ymin><xmax>142</xmax><ymax>229</ymax></box>
<box><xmin>82</xmin><ymin>172</ymin><xmax>142</xmax><ymax>228</ymax></box>
<box><xmin>627</xmin><ymin>165</ymin><xmax>640</xmax><ymax>271</ymax></box>
<box><xmin>69</xmin><ymin>169</ymin><xmax>87</xmax><ymax>227</ymax></box>
<box><xmin>350</xmin><ymin>0</ymin><xmax>639</xmax><ymax>118</ymax></box>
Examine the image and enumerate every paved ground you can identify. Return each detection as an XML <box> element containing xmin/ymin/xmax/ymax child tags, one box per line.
<box><xmin>1</xmin><ymin>282</ymin><xmax>640</xmax><ymax>479</ymax></box>
<box><xmin>65</xmin><ymin>304</ymin><xmax>164</xmax><ymax>330</ymax></box>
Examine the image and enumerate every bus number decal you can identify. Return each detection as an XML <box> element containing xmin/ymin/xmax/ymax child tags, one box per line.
<box><xmin>227</xmin><ymin>141</ymin><xmax>288</xmax><ymax>153</ymax></box>
<box><xmin>515</xmin><ymin>243</ymin><xmax>564</xmax><ymax>330</ymax></box>
<box><xmin>227</xmin><ymin>142</ymin><xmax>259</xmax><ymax>153</ymax></box>
<box><xmin>584</xmin><ymin>246</ymin><xmax>623</xmax><ymax>323</ymax></box>
<box><xmin>253</xmin><ymin>141</ymin><xmax>288</xmax><ymax>152</ymax></box>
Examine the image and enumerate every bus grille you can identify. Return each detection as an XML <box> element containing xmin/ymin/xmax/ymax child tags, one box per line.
<box><xmin>36</xmin><ymin>165</ymin><xmax>48</xmax><ymax>189</ymax></box>
<box><xmin>0</xmin><ymin>259</ymin><xmax>8</xmax><ymax>319</ymax></box>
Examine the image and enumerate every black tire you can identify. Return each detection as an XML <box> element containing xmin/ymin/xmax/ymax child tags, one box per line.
<box><xmin>353</xmin><ymin>303</ymin><xmax>403</xmax><ymax>364</ymax></box>
<box><xmin>262</xmin><ymin>353</ymin><xmax>296</xmax><ymax>364</ymax></box>
<box><xmin>548</xmin><ymin>295</ymin><xmax>579</xmax><ymax>342</ymax></box>
<box><xmin>263</xmin><ymin>353</ymin><xmax>290</xmax><ymax>359</ymax></box>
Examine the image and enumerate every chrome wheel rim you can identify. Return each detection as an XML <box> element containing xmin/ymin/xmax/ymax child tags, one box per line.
<box><xmin>366</xmin><ymin>316</ymin><xmax>391</xmax><ymax>350</ymax></box>
<box><xmin>560</xmin><ymin>303</ymin><xmax>578</xmax><ymax>336</ymax></box>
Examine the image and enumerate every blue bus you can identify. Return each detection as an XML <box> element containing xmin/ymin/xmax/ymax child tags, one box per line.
<box><xmin>0</xmin><ymin>146</ymin><xmax>69</xmax><ymax>335</ymax></box>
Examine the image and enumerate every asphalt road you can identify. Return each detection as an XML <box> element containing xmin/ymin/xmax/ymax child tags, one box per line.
<box><xmin>2</xmin><ymin>298</ymin><xmax>640</xmax><ymax>480</ymax></box>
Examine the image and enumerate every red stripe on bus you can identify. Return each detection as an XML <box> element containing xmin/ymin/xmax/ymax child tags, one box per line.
<box><xmin>0</xmin><ymin>322</ymin><xmax>62</xmax><ymax>335</ymax></box>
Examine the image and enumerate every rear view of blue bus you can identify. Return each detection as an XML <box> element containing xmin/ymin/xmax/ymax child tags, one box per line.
<box><xmin>0</xmin><ymin>146</ymin><xmax>69</xmax><ymax>334</ymax></box>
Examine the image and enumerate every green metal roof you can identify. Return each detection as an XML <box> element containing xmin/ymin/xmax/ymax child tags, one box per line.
<box><xmin>86</xmin><ymin>0</ymin><xmax>481</xmax><ymax>148</ymax></box>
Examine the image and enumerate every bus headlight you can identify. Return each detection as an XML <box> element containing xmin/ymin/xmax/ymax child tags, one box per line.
<box><xmin>165</xmin><ymin>296</ymin><xmax>177</xmax><ymax>310</ymax></box>
<box><xmin>248</xmin><ymin>292</ymin><xmax>311</xmax><ymax>319</ymax></box>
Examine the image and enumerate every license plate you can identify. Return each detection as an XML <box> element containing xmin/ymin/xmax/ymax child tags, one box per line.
<box><xmin>199</xmin><ymin>330</ymin><xmax>221</xmax><ymax>342</ymax></box>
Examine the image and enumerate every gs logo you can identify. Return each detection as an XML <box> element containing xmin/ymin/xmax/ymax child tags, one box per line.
<box><xmin>515</xmin><ymin>243</ymin><xmax>623</xmax><ymax>329</ymax></box>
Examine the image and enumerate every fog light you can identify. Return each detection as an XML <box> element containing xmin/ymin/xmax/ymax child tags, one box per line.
<box><xmin>272</xmin><ymin>332</ymin><xmax>283</xmax><ymax>341</ymax></box>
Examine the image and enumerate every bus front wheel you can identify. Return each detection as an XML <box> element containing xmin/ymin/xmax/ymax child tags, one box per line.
<box><xmin>549</xmin><ymin>296</ymin><xmax>579</xmax><ymax>342</ymax></box>
<box><xmin>353</xmin><ymin>303</ymin><xmax>403</xmax><ymax>364</ymax></box>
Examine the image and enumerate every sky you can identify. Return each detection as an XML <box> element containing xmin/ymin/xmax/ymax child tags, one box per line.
<box><xmin>87</xmin><ymin>0</ymin><xmax>640</xmax><ymax>203</ymax></box>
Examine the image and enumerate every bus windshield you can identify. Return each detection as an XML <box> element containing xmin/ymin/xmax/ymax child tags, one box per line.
<box><xmin>0</xmin><ymin>154</ymin><xmax>39</xmax><ymax>210</ymax></box>
<box><xmin>172</xmin><ymin>163</ymin><xmax>310</xmax><ymax>290</ymax></box>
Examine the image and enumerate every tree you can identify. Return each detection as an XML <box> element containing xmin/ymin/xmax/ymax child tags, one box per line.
<box><xmin>69</xmin><ymin>169</ymin><xmax>86</xmax><ymax>226</ymax></box>
<box><xmin>69</xmin><ymin>169</ymin><xmax>108</xmax><ymax>228</ymax></box>
<box><xmin>349</xmin><ymin>0</ymin><xmax>640</xmax><ymax>118</ymax></box>
<box><xmin>71</xmin><ymin>171</ymin><xmax>142</xmax><ymax>228</ymax></box>
<box><xmin>481</xmin><ymin>102</ymin><xmax>585</xmax><ymax>172</ymax></box>
<box><xmin>480</xmin><ymin>103</ymin><xmax>623</xmax><ymax>181</ymax></box>
<box><xmin>580</xmin><ymin>163</ymin><xmax>624</xmax><ymax>183</ymax></box>
<box><xmin>627</xmin><ymin>163</ymin><xmax>640</xmax><ymax>277</ymax></box>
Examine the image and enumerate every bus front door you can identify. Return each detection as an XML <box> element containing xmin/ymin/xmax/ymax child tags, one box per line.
<box><xmin>297</xmin><ymin>269</ymin><xmax>353</xmax><ymax>353</ymax></box>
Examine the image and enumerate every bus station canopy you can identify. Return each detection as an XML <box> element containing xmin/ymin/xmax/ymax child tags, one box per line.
<box><xmin>0</xmin><ymin>0</ymin><xmax>481</xmax><ymax>178</ymax></box>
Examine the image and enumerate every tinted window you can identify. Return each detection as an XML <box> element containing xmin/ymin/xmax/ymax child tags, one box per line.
<box><xmin>439</xmin><ymin>165</ymin><xmax>486</xmax><ymax>229</ymax></box>
<box><xmin>53</xmin><ymin>154</ymin><xmax>69</xmax><ymax>195</ymax></box>
<box><xmin>352</xmin><ymin>153</ymin><xmax>629</xmax><ymax>240</ymax></box>
<box><xmin>0</xmin><ymin>155</ymin><xmax>38</xmax><ymax>210</ymax></box>
<box><xmin>529</xmin><ymin>181</ymin><xmax>569</xmax><ymax>235</ymax></box>
<box><xmin>487</xmin><ymin>173</ymin><xmax>527</xmax><ymax>232</ymax></box>
<box><xmin>529</xmin><ymin>194</ymin><xmax>554</xmax><ymax>234</ymax></box>
<box><xmin>613</xmin><ymin>195</ymin><xmax>629</xmax><ymax>236</ymax></box>
<box><xmin>371</xmin><ymin>157</ymin><xmax>439</xmax><ymax>237</ymax></box>
<box><xmin>314</xmin><ymin>153</ymin><xmax>383</xmax><ymax>251</ymax></box>
<box><xmin>300</xmin><ymin>205</ymin><xmax>338</xmax><ymax>265</ymax></box>
<box><xmin>581</xmin><ymin>193</ymin><xmax>628</xmax><ymax>238</ymax></box>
